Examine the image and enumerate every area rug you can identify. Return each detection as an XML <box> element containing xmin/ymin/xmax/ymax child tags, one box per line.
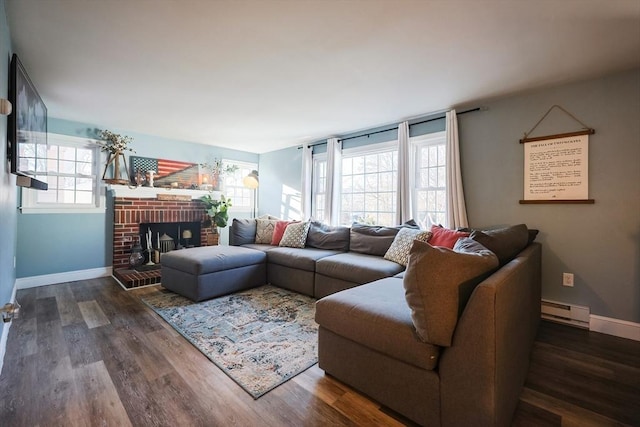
<box><xmin>141</xmin><ymin>285</ymin><xmax>318</xmax><ymax>398</ymax></box>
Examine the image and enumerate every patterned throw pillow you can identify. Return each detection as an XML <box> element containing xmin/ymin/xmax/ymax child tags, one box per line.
<box><xmin>271</xmin><ymin>220</ymin><xmax>294</xmax><ymax>245</ymax></box>
<box><xmin>384</xmin><ymin>228</ymin><xmax>433</xmax><ymax>266</ymax></box>
<box><xmin>255</xmin><ymin>219</ymin><xmax>279</xmax><ymax>244</ymax></box>
<box><xmin>279</xmin><ymin>222</ymin><xmax>311</xmax><ymax>248</ymax></box>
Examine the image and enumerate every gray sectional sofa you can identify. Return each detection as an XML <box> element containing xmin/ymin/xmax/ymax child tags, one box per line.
<box><xmin>227</xmin><ymin>219</ymin><xmax>411</xmax><ymax>298</ymax></box>
<box><xmin>162</xmin><ymin>219</ymin><xmax>542</xmax><ymax>427</ymax></box>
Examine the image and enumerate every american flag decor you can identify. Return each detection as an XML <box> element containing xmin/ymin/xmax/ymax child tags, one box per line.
<box><xmin>130</xmin><ymin>156</ymin><xmax>200</xmax><ymax>187</ymax></box>
<box><xmin>130</xmin><ymin>156</ymin><xmax>196</xmax><ymax>178</ymax></box>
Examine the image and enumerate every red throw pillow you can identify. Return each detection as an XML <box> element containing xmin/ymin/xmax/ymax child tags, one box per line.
<box><xmin>271</xmin><ymin>221</ymin><xmax>293</xmax><ymax>245</ymax></box>
<box><xmin>429</xmin><ymin>225</ymin><xmax>470</xmax><ymax>249</ymax></box>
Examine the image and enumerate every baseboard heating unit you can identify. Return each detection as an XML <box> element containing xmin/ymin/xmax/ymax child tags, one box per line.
<box><xmin>541</xmin><ymin>299</ymin><xmax>590</xmax><ymax>328</ymax></box>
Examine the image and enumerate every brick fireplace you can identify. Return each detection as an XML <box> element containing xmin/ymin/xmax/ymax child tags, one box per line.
<box><xmin>111</xmin><ymin>186</ymin><xmax>220</xmax><ymax>288</ymax></box>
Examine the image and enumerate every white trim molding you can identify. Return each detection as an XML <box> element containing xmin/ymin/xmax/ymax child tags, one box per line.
<box><xmin>15</xmin><ymin>267</ymin><xmax>112</xmax><ymax>290</ymax></box>
<box><xmin>590</xmin><ymin>315</ymin><xmax>640</xmax><ymax>342</ymax></box>
<box><xmin>0</xmin><ymin>283</ymin><xmax>18</xmax><ymax>376</ymax></box>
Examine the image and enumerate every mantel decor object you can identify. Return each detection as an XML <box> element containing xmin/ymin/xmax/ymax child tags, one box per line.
<box><xmin>200</xmin><ymin>159</ymin><xmax>238</xmax><ymax>191</ymax></box>
<box><xmin>99</xmin><ymin>130</ymin><xmax>135</xmax><ymax>185</ymax></box>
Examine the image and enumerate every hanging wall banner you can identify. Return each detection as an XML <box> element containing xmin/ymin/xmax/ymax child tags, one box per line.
<box><xmin>523</xmin><ymin>134</ymin><xmax>589</xmax><ymax>201</ymax></box>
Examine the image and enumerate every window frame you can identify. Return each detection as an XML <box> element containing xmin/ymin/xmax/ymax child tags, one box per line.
<box><xmin>310</xmin><ymin>153</ymin><xmax>327</xmax><ymax>222</ymax></box>
<box><xmin>221</xmin><ymin>159</ymin><xmax>258</xmax><ymax>213</ymax></box>
<box><xmin>411</xmin><ymin>131</ymin><xmax>447</xmax><ymax>228</ymax></box>
<box><xmin>339</xmin><ymin>140</ymin><xmax>398</xmax><ymax>226</ymax></box>
<box><xmin>20</xmin><ymin>134</ymin><xmax>105</xmax><ymax>214</ymax></box>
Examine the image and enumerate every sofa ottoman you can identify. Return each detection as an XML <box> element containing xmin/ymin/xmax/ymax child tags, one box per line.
<box><xmin>161</xmin><ymin>245</ymin><xmax>267</xmax><ymax>302</ymax></box>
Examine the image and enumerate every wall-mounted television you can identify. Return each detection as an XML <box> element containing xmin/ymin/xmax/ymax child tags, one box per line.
<box><xmin>7</xmin><ymin>53</ymin><xmax>48</xmax><ymax>190</ymax></box>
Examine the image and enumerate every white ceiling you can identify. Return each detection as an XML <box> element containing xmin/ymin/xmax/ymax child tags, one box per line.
<box><xmin>5</xmin><ymin>0</ymin><xmax>640</xmax><ymax>154</ymax></box>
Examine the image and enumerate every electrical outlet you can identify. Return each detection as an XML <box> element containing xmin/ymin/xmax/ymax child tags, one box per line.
<box><xmin>563</xmin><ymin>273</ymin><xmax>574</xmax><ymax>287</ymax></box>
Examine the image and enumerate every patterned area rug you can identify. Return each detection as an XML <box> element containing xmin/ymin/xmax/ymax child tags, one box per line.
<box><xmin>142</xmin><ymin>285</ymin><xmax>318</xmax><ymax>398</ymax></box>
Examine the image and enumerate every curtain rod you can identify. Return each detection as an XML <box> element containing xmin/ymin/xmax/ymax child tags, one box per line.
<box><xmin>299</xmin><ymin>107</ymin><xmax>481</xmax><ymax>149</ymax></box>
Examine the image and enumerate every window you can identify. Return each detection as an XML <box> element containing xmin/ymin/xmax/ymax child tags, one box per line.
<box><xmin>340</xmin><ymin>142</ymin><xmax>398</xmax><ymax>226</ymax></box>
<box><xmin>311</xmin><ymin>155</ymin><xmax>327</xmax><ymax>222</ymax></box>
<box><xmin>222</xmin><ymin>160</ymin><xmax>258</xmax><ymax>212</ymax></box>
<box><xmin>21</xmin><ymin>134</ymin><xmax>103</xmax><ymax>213</ymax></box>
<box><xmin>412</xmin><ymin>131</ymin><xmax>447</xmax><ymax>228</ymax></box>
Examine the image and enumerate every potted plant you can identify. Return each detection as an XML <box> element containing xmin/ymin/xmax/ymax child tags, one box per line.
<box><xmin>200</xmin><ymin>194</ymin><xmax>232</xmax><ymax>234</ymax></box>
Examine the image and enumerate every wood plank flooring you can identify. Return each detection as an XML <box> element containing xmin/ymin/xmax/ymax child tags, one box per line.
<box><xmin>1</xmin><ymin>277</ymin><xmax>638</xmax><ymax>426</ymax></box>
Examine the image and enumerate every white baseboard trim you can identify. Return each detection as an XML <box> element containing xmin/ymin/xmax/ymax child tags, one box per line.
<box><xmin>15</xmin><ymin>267</ymin><xmax>113</xmax><ymax>289</ymax></box>
<box><xmin>0</xmin><ymin>283</ymin><xmax>18</xmax><ymax>376</ymax></box>
<box><xmin>590</xmin><ymin>315</ymin><xmax>640</xmax><ymax>342</ymax></box>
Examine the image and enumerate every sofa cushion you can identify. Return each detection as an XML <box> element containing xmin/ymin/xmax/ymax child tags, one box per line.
<box><xmin>470</xmin><ymin>223</ymin><xmax>529</xmax><ymax>265</ymax></box>
<box><xmin>271</xmin><ymin>220</ymin><xmax>293</xmax><ymax>245</ymax></box>
<box><xmin>316</xmin><ymin>252</ymin><xmax>405</xmax><ymax>284</ymax></box>
<box><xmin>267</xmin><ymin>247</ymin><xmax>341</xmax><ymax>272</ymax></box>
<box><xmin>255</xmin><ymin>218</ymin><xmax>279</xmax><ymax>244</ymax></box>
<box><xmin>230</xmin><ymin>218</ymin><xmax>256</xmax><ymax>246</ymax></box>
<box><xmin>384</xmin><ymin>228</ymin><xmax>433</xmax><ymax>266</ymax></box>
<box><xmin>403</xmin><ymin>239</ymin><xmax>498</xmax><ymax>347</ymax></box>
<box><xmin>315</xmin><ymin>277</ymin><xmax>441</xmax><ymax>370</ymax></box>
<box><xmin>349</xmin><ymin>224</ymin><xmax>405</xmax><ymax>256</ymax></box>
<box><xmin>240</xmin><ymin>243</ymin><xmax>278</xmax><ymax>252</ymax></box>
<box><xmin>428</xmin><ymin>225</ymin><xmax>470</xmax><ymax>248</ymax></box>
<box><xmin>279</xmin><ymin>221</ymin><xmax>311</xmax><ymax>248</ymax></box>
<box><xmin>306</xmin><ymin>221</ymin><xmax>350</xmax><ymax>251</ymax></box>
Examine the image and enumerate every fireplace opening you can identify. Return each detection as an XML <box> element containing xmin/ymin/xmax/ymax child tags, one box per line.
<box><xmin>139</xmin><ymin>221</ymin><xmax>202</xmax><ymax>263</ymax></box>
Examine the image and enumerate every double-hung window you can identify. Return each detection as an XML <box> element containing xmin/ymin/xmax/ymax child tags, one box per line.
<box><xmin>412</xmin><ymin>131</ymin><xmax>447</xmax><ymax>228</ymax></box>
<box><xmin>311</xmin><ymin>155</ymin><xmax>327</xmax><ymax>222</ymax></box>
<box><xmin>340</xmin><ymin>141</ymin><xmax>398</xmax><ymax>226</ymax></box>
<box><xmin>222</xmin><ymin>159</ymin><xmax>258</xmax><ymax>213</ymax></box>
<box><xmin>20</xmin><ymin>134</ymin><xmax>103</xmax><ymax>213</ymax></box>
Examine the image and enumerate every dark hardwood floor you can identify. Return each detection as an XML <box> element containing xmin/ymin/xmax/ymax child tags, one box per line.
<box><xmin>1</xmin><ymin>277</ymin><xmax>638</xmax><ymax>426</ymax></box>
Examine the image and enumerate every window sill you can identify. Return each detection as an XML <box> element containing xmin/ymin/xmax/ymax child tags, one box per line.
<box><xmin>19</xmin><ymin>207</ymin><xmax>106</xmax><ymax>214</ymax></box>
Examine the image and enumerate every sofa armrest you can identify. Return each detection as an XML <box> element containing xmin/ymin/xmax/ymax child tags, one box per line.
<box><xmin>438</xmin><ymin>243</ymin><xmax>541</xmax><ymax>427</ymax></box>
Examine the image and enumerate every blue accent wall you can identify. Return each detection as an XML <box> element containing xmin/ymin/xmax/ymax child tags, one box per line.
<box><xmin>16</xmin><ymin>118</ymin><xmax>259</xmax><ymax>278</ymax></box>
<box><xmin>259</xmin><ymin>146</ymin><xmax>303</xmax><ymax>220</ymax></box>
<box><xmin>0</xmin><ymin>0</ymin><xmax>17</xmax><ymax>349</ymax></box>
<box><xmin>458</xmin><ymin>69</ymin><xmax>640</xmax><ymax>323</ymax></box>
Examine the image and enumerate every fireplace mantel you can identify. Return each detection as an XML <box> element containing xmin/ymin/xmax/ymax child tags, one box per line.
<box><xmin>108</xmin><ymin>184</ymin><xmax>220</xmax><ymax>199</ymax></box>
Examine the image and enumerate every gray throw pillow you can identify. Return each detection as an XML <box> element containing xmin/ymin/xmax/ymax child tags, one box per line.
<box><xmin>470</xmin><ymin>224</ymin><xmax>529</xmax><ymax>265</ymax></box>
<box><xmin>350</xmin><ymin>221</ymin><xmax>420</xmax><ymax>256</ymax></box>
<box><xmin>306</xmin><ymin>221</ymin><xmax>350</xmax><ymax>251</ymax></box>
<box><xmin>230</xmin><ymin>218</ymin><xmax>256</xmax><ymax>246</ymax></box>
<box><xmin>403</xmin><ymin>239</ymin><xmax>498</xmax><ymax>346</ymax></box>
